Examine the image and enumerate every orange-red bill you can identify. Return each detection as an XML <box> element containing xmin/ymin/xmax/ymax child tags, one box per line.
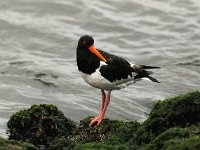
<box><xmin>89</xmin><ymin>45</ymin><xmax>107</xmax><ymax>63</ymax></box>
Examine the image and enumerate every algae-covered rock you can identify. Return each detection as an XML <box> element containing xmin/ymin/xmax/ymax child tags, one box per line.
<box><xmin>48</xmin><ymin>136</ymin><xmax>75</xmax><ymax>150</ymax></box>
<box><xmin>0</xmin><ymin>136</ymin><xmax>37</xmax><ymax>150</ymax></box>
<box><xmin>42</xmin><ymin>116</ymin><xmax>140</xmax><ymax>150</ymax></box>
<box><xmin>73</xmin><ymin>143</ymin><xmax>132</xmax><ymax>150</ymax></box>
<box><xmin>7</xmin><ymin>104</ymin><xmax>77</xmax><ymax>147</ymax></box>
<box><xmin>5</xmin><ymin>91</ymin><xmax>200</xmax><ymax>150</ymax></box>
<box><xmin>131</xmin><ymin>91</ymin><xmax>200</xmax><ymax>145</ymax></box>
<box><xmin>143</xmin><ymin>125</ymin><xmax>200</xmax><ymax>150</ymax></box>
<box><xmin>70</xmin><ymin>116</ymin><xmax>140</xmax><ymax>144</ymax></box>
<box><xmin>165</xmin><ymin>136</ymin><xmax>200</xmax><ymax>150</ymax></box>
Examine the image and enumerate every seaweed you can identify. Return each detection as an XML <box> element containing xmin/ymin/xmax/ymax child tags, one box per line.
<box><xmin>7</xmin><ymin>104</ymin><xmax>77</xmax><ymax>147</ymax></box>
<box><xmin>0</xmin><ymin>136</ymin><xmax>37</xmax><ymax>150</ymax></box>
<box><xmin>5</xmin><ymin>91</ymin><xmax>200</xmax><ymax>150</ymax></box>
<box><xmin>130</xmin><ymin>91</ymin><xmax>200</xmax><ymax>145</ymax></box>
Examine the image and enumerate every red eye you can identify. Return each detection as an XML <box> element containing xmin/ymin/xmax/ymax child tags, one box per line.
<box><xmin>83</xmin><ymin>41</ymin><xmax>86</xmax><ymax>45</ymax></box>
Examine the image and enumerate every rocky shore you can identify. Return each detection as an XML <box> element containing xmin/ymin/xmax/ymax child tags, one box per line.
<box><xmin>1</xmin><ymin>91</ymin><xmax>200</xmax><ymax>150</ymax></box>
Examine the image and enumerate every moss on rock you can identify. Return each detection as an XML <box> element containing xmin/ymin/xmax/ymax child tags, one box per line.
<box><xmin>165</xmin><ymin>136</ymin><xmax>200</xmax><ymax>150</ymax></box>
<box><xmin>0</xmin><ymin>136</ymin><xmax>37</xmax><ymax>150</ymax></box>
<box><xmin>130</xmin><ymin>91</ymin><xmax>200</xmax><ymax>145</ymax></box>
<box><xmin>7</xmin><ymin>104</ymin><xmax>77</xmax><ymax>147</ymax></box>
<box><xmin>48</xmin><ymin>136</ymin><xmax>75</xmax><ymax>150</ymax></box>
<box><xmin>73</xmin><ymin>143</ymin><xmax>129</xmax><ymax>150</ymax></box>
<box><xmin>5</xmin><ymin>91</ymin><xmax>200</xmax><ymax>150</ymax></box>
<box><xmin>69</xmin><ymin>116</ymin><xmax>140</xmax><ymax>144</ymax></box>
<box><xmin>143</xmin><ymin>125</ymin><xmax>200</xmax><ymax>150</ymax></box>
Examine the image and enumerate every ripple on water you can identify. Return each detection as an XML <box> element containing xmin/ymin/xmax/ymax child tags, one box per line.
<box><xmin>0</xmin><ymin>0</ymin><xmax>200</xmax><ymax>137</ymax></box>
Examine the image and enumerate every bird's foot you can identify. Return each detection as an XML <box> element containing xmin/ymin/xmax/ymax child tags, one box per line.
<box><xmin>89</xmin><ymin>115</ymin><xmax>104</xmax><ymax>127</ymax></box>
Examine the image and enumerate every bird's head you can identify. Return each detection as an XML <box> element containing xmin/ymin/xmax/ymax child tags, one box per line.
<box><xmin>78</xmin><ymin>35</ymin><xmax>107</xmax><ymax>63</ymax></box>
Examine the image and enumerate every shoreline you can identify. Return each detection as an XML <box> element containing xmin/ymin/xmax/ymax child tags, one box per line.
<box><xmin>1</xmin><ymin>91</ymin><xmax>200</xmax><ymax>150</ymax></box>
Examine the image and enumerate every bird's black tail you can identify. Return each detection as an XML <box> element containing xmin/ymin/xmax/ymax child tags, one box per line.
<box><xmin>140</xmin><ymin>65</ymin><xmax>160</xmax><ymax>69</ymax></box>
<box><xmin>144</xmin><ymin>65</ymin><xmax>160</xmax><ymax>83</ymax></box>
<box><xmin>147</xmin><ymin>76</ymin><xmax>160</xmax><ymax>83</ymax></box>
<box><xmin>132</xmin><ymin>64</ymin><xmax>160</xmax><ymax>83</ymax></box>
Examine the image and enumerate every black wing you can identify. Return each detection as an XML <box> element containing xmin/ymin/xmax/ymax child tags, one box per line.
<box><xmin>98</xmin><ymin>49</ymin><xmax>134</xmax><ymax>82</ymax></box>
<box><xmin>98</xmin><ymin>49</ymin><xmax>160</xmax><ymax>83</ymax></box>
<box><xmin>98</xmin><ymin>49</ymin><xmax>131</xmax><ymax>67</ymax></box>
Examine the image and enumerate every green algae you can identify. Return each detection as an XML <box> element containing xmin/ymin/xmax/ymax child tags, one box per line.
<box><xmin>7</xmin><ymin>104</ymin><xmax>77</xmax><ymax>147</ymax></box>
<box><xmin>165</xmin><ymin>136</ymin><xmax>200</xmax><ymax>150</ymax></box>
<box><xmin>130</xmin><ymin>91</ymin><xmax>200</xmax><ymax>145</ymax></box>
<box><xmin>69</xmin><ymin>116</ymin><xmax>140</xmax><ymax>144</ymax></box>
<box><xmin>143</xmin><ymin>125</ymin><xmax>200</xmax><ymax>150</ymax></box>
<box><xmin>5</xmin><ymin>91</ymin><xmax>200</xmax><ymax>150</ymax></box>
<box><xmin>0</xmin><ymin>136</ymin><xmax>37</xmax><ymax>150</ymax></box>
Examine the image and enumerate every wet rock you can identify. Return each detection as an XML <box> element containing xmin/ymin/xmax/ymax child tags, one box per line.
<box><xmin>7</xmin><ymin>104</ymin><xmax>77</xmax><ymax>147</ymax></box>
<box><xmin>5</xmin><ymin>91</ymin><xmax>200</xmax><ymax>150</ymax></box>
<box><xmin>69</xmin><ymin>116</ymin><xmax>140</xmax><ymax>144</ymax></box>
<box><xmin>75</xmin><ymin>91</ymin><xmax>200</xmax><ymax>150</ymax></box>
<box><xmin>48</xmin><ymin>136</ymin><xmax>75</xmax><ymax>150</ymax></box>
<box><xmin>0</xmin><ymin>136</ymin><xmax>37</xmax><ymax>150</ymax></box>
<box><xmin>144</xmin><ymin>125</ymin><xmax>200</xmax><ymax>150</ymax></box>
<box><xmin>130</xmin><ymin>91</ymin><xmax>200</xmax><ymax>145</ymax></box>
<box><xmin>165</xmin><ymin>136</ymin><xmax>200</xmax><ymax>150</ymax></box>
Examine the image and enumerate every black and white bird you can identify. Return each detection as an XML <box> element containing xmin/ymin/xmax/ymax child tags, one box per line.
<box><xmin>76</xmin><ymin>35</ymin><xmax>160</xmax><ymax>126</ymax></box>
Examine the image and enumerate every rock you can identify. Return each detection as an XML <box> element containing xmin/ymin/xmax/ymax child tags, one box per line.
<box><xmin>74</xmin><ymin>91</ymin><xmax>200</xmax><ymax>149</ymax></box>
<box><xmin>143</xmin><ymin>125</ymin><xmax>200</xmax><ymax>150</ymax></box>
<box><xmin>130</xmin><ymin>91</ymin><xmax>200</xmax><ymax>145</ymax></box>
<box><xmin>69</xmin><ymin>116</ymin><xmax>140</xmax><ymax>144</ymax></box>
<box><xmin>166</xmin><ymin>136</ymin><xmax>200</xmax><ymax>150</ymax></box>
<box><xmin>48</xmin><ymin>136</ymin><xmax>75</xmax><ymax>150</ymax></box>
<box><xmin>7</xmin><ymin>104</ymin><xmax>77</xmax><ymax>147</ymax></box>
<box><xmin>5</xmin><ymin>91</ymin><xmax>200</xmax><ymax>150</ymax></box>
<box><xmin>0</xmin><ymin>136</ymin><xmax>37</xmax><ymax>150</ymax></box>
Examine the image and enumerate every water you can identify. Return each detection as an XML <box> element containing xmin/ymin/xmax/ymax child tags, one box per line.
<box><xmin>0</xmin><ymin>0</ymin><xmax>200</xmax><ymax>137</ymax></box>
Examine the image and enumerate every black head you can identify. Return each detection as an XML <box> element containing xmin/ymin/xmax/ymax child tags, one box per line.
<box><xmin>78</xmin><ymin>35</ymin><xmax>94</xmax><ymax>49</ymax></box>
<box><xmin>77</xmin><ymin>35</ymin><xmax>107</xmax><ymax>63</ymax></box>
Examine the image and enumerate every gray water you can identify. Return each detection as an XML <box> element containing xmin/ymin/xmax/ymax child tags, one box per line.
<box><xmin>0</xmin><ymin>0</ymin><xmax>200</xmax><ymax>137</ymax></box>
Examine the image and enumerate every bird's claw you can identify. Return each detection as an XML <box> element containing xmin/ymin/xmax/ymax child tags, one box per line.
<box><xmin>89</xmin><ymin>115</ymin><xmax>103</xmax><ymax>126</ymax></box>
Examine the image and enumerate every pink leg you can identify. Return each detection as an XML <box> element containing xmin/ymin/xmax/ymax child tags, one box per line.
<box><xmin>100</xmin><ymin>89</ymin><xmax>106</xmax><ymax>113</ymax></box>
<box><xmin>89</xmin><ymin>91</ymin><xmax>111</xmax><ymax>126</ymax></box>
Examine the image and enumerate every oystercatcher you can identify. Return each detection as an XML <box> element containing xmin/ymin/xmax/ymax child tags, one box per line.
<box><xmin>76</xmin><ymin>35</ymin><xmax>160</xmax><ymax>126</ymax></box>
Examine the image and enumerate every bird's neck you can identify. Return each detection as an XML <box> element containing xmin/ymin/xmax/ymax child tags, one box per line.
<box><xmin>76</xmin><ymin>46</ymin><xmax>100</xmax><ymax>74</ymax></box>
